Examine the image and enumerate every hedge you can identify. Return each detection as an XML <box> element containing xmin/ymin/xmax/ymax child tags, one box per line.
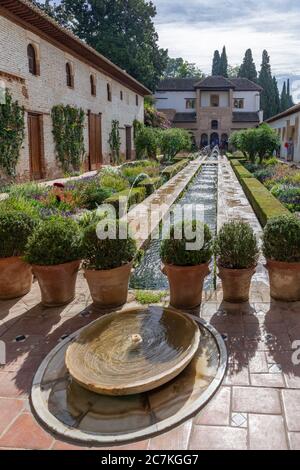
<box><xmin>232</xmin><ymin>162</ymin><xmax>289</xmax><ymax>226</ymax></box>
<box><xmin>138</xmin><ymin>176</ymin><xmax>163</xmax><ymax>196</ymax></box>
<box><xmin>231</xmin><ymin>161</ymin><xmax>253</xmax><ymax>178</ymax></box>
<box><xmin>104</xmin><ymin>187</ymin><xmax>146</xmax><ymax>214</ymax></box>
<box><xmin>162</xmin><ymin>159</ymin><xmax>189</xmax><ymax>181</ymax></box>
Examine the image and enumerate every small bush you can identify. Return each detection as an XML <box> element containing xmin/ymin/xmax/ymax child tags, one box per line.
<box><xmin>138</xmin><ymin>176</ymin><xmax>163</xmax><ymax>196</ymax></box>
<box><xmin>270</xmin><ymin>184</ymin><xmax>300</xmax><ymax>212</ymax></box>
<box><xmin>135</xmin><ymin>290</ymin><xmax>167</xmax><ymax>305</ymax></box>
<box><xmin>215</xmin><ymin>221</ymin><xmax>259</xmax><ymax>269</ymax></box>
<box><xmin>24</xmin><ymin>217</ymin><xmax>81</xmax><ymax>266</ymax></box>
<box><xmin>81</xmin><ymin>220</ymin><xmax>137</xmax><ymax>270</ymax></box>
<box><xmin>160</xmin><ymin>220</ymin><xmax>213</xmax><ymax>266</ymax></box>
<box><xmin>0</xmin><ymin>211</ymin><xmax>36</xmax><ymax>258</ymax></box>
<box><xmin>160</xmin><ymin>128</ymin><xmax>191</xmax><ymax>162</ymax></box>
<box><xmin>134</xmin><ymin>127</ymin><xmax>160</xmax><ymax>160</ymax></box>
<box><xmin>263</xmin><ymin>215</ymin><xmax>300</xmax><ymax>262</ymax></box>
<box><xmin>0</xmin><ymin>196</ymin><xmax>41</xmax><ymax>219</ymax></box>
<box><xmin>78</xmin><ymin>181</ymin><xmax>112</xmax><ymax>210</ymax></box>
<box><xmin>121</xmin><ymin>164</ymin><xmax>159</xmax><ymax>185</ymax></box>
<box><xmin>104</xmin><ymin>187</ymin><xmax>146</xmax><ymax>214</ymax></box>
<box><xmin>253</xmin><ymin>167</ymin><xmax>276</xmax><ymax>183</ymax></box>
<box><xmin>162</xmin><ymin>159</ymin><xmax>189</xmax><ymax>181</ymax></box>
<box><xmin>98</xmin><ymin>173</ymin><xmax>129</xmax><ymax>193</ymax></box>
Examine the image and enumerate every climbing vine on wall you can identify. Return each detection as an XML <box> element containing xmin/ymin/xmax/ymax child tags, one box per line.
<box><xmin>51</xmin><ymin>105</ymin><xmax>85</xmax><ymax>172</ymax></box>
<box><xmin>108</xmin><ymin>120</ymin><xmax>121</xmax><ymax>165</ymax></box>
<box><xmin>0</xmin><ymin>90</ymin><xmax>25</xmax><ymax>178</ymax></box>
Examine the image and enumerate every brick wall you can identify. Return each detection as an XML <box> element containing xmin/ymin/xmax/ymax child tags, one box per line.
<box><xmin>0</xmin><ymin>15</ymin><xmax>144</xmax><ymax>180</ymax></box>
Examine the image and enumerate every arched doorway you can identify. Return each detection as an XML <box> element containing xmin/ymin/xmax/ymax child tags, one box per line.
<box><xmin>210</xmin><ymin>132</ymin><xmax>219</xmax><ymax>148</ymax></box>
<box><xmin>221</xmin><ymin>133</ymin><xmax>229</xmax><ymax>152</ymax></box>
<box><xmin>200</xmin><ymin>133</ymin><xmax>208</xmax><ymax>148</ymax></box>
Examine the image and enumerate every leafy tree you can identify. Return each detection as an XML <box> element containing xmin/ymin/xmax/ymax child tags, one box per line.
<box><xmin>134</xmin><ymin>127</ymin><xmax>160</xmax><ymax>159</ymax></box>
<box><xmin>238</xmin><ymin>49</ymin><xmax>257</xmax><ymax>82</ymax></box>
<box><xmin>272</xmin><ymin>76</ymin><xmax>280</xmax><ymax>116</ymax></box>
<box><xmin>229</xmin><ymin>125</ymin><xmax>280</xmax><ymax>163</ymax></box>
<box><xmin>287</xmin><ymin>79</ymin><xmax>294</xmax><ymax>108</ymax></box>
<box><xmin>163</xmin><ymin>57</ymin><xmax>204</xmax><ymax>79</ymax></box>
<box><xmin>160</xmin><ymin>128</ymin><xmax>192</xmax><ymax>162</ymax></box>
<box><xmin>34</xmin><ymin>0</ymin><xmax>168</xmax><ymax>91</ymax></box>
<box><xmin>212</xmin><ymin>50</ymin><xmax>221</xmax><ymax>76</ymax></box>
<box><xmin>280</xmin><ymin>81</ymin><xmax>290</xmax><ymax>112</ymax></box>
<box><xmin>258</xmin><ymin>50</ymin><xmax>276</xmax><ymax>120</ymax></box>
<box><xmin>219</xmin><ymin>46</ymin><xmax>228</xmax><ymax>78</ymax></box>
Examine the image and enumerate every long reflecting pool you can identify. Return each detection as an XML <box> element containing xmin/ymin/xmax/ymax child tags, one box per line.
<box><xmin>130</xmin><ymin>158</ymin><xmax>218</xmax><ymax>291</ymax></box>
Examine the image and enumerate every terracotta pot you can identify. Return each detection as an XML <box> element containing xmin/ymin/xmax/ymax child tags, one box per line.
<box><xmin>162</xmin><ymin>263</ymin><xmax>210</xmax><ymax>309</ymax></box>
<box><xmin>266</xmin><ymin>260</ymin><xmax>300</xmax><ymax>302</ymax></box>
<box><xmin>84</xmin><ymin>262</ymin><xmax>133</xmax><ymax>310</ymax></box>
<box><xmin>0</xmin><ymin>257</ymin><xmax>33</xmax><ymax>300</ymax></box>
<box><xmin>32</xmin><ymin>260</ymin><xmax>81</xmax><ymax>307</ymax></box>
<box><xmin>218</xmin><ymin>264</ymin><xmax>256</xmax><ymax>303</ymax></box>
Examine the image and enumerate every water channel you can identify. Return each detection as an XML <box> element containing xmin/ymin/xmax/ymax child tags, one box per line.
<box><xmin>130</xmin><ymin>155</ymin><xmax>218</xmax><ymax>291</ymax></box>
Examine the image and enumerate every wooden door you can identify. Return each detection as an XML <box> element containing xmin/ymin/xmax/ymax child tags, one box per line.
<box><xmin>126</xmin><ymin>126</ymin><xmax>132</xmax><ymax>161</ymax></box>
<box><xmin>88</xmin><ymin>113</ymin><xmax>102</xmax><ymax>170</ymax></box>
<box><xmin>28</xmin><ymin>113</ymin><xmax>43</xmax><ymax>180</ymax></box>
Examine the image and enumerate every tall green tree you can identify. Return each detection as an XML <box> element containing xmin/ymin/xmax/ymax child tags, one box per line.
<box><xmin>280</xmin><ymin>82</ymin><xmax>289</xmax><ymax>112</ymax></box>
<box><xmin>272</xmin><ymin>76</ymin><xmax>280</xmax><ymax>116</ymax></box>
<box><xmin>258</xmin><ymin>50</ymin><xmax>276</xmax><ymax>120</ymax></box>
<box><xmin>219</xmin><ymin>46</ymin><xmax>228</xmax><ymax>78</ymax></box>
<box><xmin>212</xmin><ymin>50</ymin><xmax>221</xmax><ymax>76</ymax></box>
<box><xmin>287</xmin><ymin>79</ymin><xmax>294</xmax><ymax>108</ymax></box>
<box><xmin>238</xmin><ymin>49</ymin><xmax>257</xmax><ymax>82</ymax></box>
<box><xmin>163</xmin><ymin>58</ymin><xmax>204</xmax><ymax>79</ymax></box>
<box><xmin>34</xmin><ymin>0</ymin><xmax>168</xmax><ymax>91</ymax></box>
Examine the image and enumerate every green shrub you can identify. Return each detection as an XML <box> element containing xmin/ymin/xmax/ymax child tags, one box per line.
<box><xmin>81</xmin><ymin>220</ymin><xmax>137</xmax><ymax>270</ymax></box>
<box><xmin>232</xmin><ymin>150</ymin><xmax>246</xmax><ymax>160</ymax></box>
<box><xmin>135</xmin><ymin>290</ymin><xmax>167</xmax><ymax>304</ymax></box>
<box><xmin>7</xmin><ymin>182</ymin><xmax>47</xmax><ymax>199</ymax></box>
<box><xmin>138</xmin><ymin>176</ymin><xmax>163</xmax><ymax>196</ymax></box>
<box><xmin>0</xmin><ymin>196</ymin><xmax>41</xmax><ymax>219</ymax></box>
<box><xmin>231</xmin><ymin>161</ymin><xmax>289</xmax><ymax>226</ymax></box>
<box><xmin>263</xmin><ymin>215</ymin><xmax>300</xmax><ymax>262</ymax></box>
<box><xmin>134</xmin><ymin>127</ymin><xmax>160</xmax><ymax>160</ymax></box>
<box><xmin>214</xmin><ymin>221</ymin><xmax>259</xmax><ymax>269</ymax></box>
<box><xmin>160</xmin><ymin>220</ymin><xmax>213</xmax><ymax>266</ymax></box>
<box><xmin>98</xmin><ymin>173</ymin><xmax>129</xmax><ymax>193</ymax></box>
<box><xmin>78</xmin><ymin>181</ymin><xmax>112</xmax><ymax>210</ymax></box>
<box><xmin>270</xmin><ymin>184</ymin><xmax>300</xmax><ymax>212</ymax></box>
<box><xmin>121</xmin><ymin>163</ymin><xmax>159</xmax><ymax>184</ymax></box>
<box><xmin>162</xmin><ymin>159</ymin><xmax>189</xmax><ymax>181</ymax></box>
<box><xmin>24</xmin><ymin>217</ymin><xmax>81</xmax><ymax>266</ymax></box>
<box><xmin>231</xmin><ymin>163</ymin><xmax>253</xmax><ymax>179</ymax></box>
<box><xmin>0</xmin><ymin>211</ymin><xmax>36</xmax><ymax>258</ymax></box>
<box><xmin>104</xmin><ymin>187</ymin><xmax>146</xmax><ymax>214</ymax></box>
<box><xmin>160</xmin><ymin>128</ymin><xmax>191</xmax><ymax>162</ymax></box>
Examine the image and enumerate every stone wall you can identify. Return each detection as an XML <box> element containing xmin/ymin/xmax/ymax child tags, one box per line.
<box><xmin>0</xmin><ymin>14</ymin><xmax>144</xmax><ymax>180</ymax></box>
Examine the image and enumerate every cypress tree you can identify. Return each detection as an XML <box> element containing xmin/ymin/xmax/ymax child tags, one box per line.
<box><xmin>272</xmin><ymin>76</ymin><xmax>280</xmax><ymax>116</ymax></box>
<box><xmin>219</xmin><ymin>46</ymin><xmax>228</xmax><ymax>77</ymax></box>
<box><xmin>280</xmin><ymin>82</ymin><xmax>289</xmax><ymax>112</ymax></box>
<box><xmin>212</xmin><ymin>50</ymin><xmax>221</xmax><ymax>75</ymax></box>
<box><xmin>258</xmin><ymin>50</ymin><xmax>275</xmax><ymax>120</ymax></box>
<box><xmin>287</xmin><ymin>79</ymin><xmax>294</xmax><ymax>108</ymax></box>
<box><xmin>238</xmin><ymin>49</ymin><xmax>257</xmax><ymax>82</ymax></box>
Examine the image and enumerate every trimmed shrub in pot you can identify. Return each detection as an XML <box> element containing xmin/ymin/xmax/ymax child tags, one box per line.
<box><xmin>0</xmin><ymin>211</ymin><xmax>36</xmax><ymax>299</ymax></box>
<box><xmin>214</xmin><ymin>221</ymin><xmax>259</xmax><ymax>303</ymax></box>
<box><xmin>263</xmin><ymin>215</ymin><xmax>300</xmax><ymax>301</ymax></box>
<box><xmin>160</xmin><ymin>220</ymin><xmax>213</xmax><ymax>309</ymax></box>
<box><xmin>24</xmin><ymin>217</ymin><xmax>81</xmax><ymax>307</ymax></box>
<box><xmin>81</xmin><ymin>219</ymin><xmax>137</xmax><ymax>310</ymax></box>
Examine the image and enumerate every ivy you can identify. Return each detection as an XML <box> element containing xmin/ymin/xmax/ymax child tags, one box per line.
<box><xmin>0</xmin><ymin>90</ymin><xmax>25</xmax><ymax>178</ymax></box>
<box><xmin>51</xmin><ymin>104</ymin><xmax>85</xmax><ymax>173</ymax></box>
<box><xmin>108</xmin><ymin>120</ymin><xmax>121</xmax><ymax>165</ymax></box>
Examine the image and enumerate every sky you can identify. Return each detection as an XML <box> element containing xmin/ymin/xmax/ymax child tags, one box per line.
<box><xmin>153</xmin><ymin>0</ymin><xmax>300</xmax><ymax>101</ymax></box>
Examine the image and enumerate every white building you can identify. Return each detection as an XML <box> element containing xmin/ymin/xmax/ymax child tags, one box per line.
<box><xmin>155</xmin><ymin>76</ymin><xmax>263</xmax><ymax>148</ymax></box>
<box><xmin>266</xmin><ymin>104</ymin><xmax>300</xmax><ymax>163</ymax></box>
<box><xmin>0</xmin><ymin>0</ymin><xmax>150</xmax><ymax>181</ymax></box>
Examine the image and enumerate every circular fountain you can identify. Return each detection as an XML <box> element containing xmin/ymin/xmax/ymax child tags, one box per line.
<box><xmin>31</xmin><ymin>306</ymin><xmax>227</xmax><ymax>446</ymax></box>
<box><xmin>65</xmin><ymin>308</ymin><xmax>200</xmax><ymax>396</ymax></box>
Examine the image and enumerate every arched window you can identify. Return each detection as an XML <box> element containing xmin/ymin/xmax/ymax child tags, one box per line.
<box><xmin>200</xmin><ymin>133</ymin><xmax>208</xmax><ymax>147</ymax></box>
<box><xmin>90</xmin><ymin>75</ymin><xmax>96</xmax><ymax>96</ymax></box>
<box><xmin>27</xmin><ymin>44</ymin><xmax>37</xmax><ymax>75</ymax></box>
<box><xmin>211</xmin><ymin>120</ymin><xmax>218</xmax><ymax>130</ymax></box>
<box><xmin>66</xmin><ymin>62</ymin><xmax>74</xmax><ymax>88</ymax></box>
<box><xmin>107</xmin><ymin>83</ymin><xmax>112</xmax><ymax>102</ymax></box>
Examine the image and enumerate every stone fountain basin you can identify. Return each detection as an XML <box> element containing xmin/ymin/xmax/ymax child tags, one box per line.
<box><xmin>65</xmin><ymin>307</ymin><xmax>200</xmax><ymax>396</ymax></box>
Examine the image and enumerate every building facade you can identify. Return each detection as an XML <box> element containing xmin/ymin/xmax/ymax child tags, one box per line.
<box><xmin>0</xmin><ymin>0</ymin><xmax>150</xmax><ymax>181</ymax></box>
<box><xmin>155</xmin><ymin>76</ymin><xmax>263</xmax><ymax>149</ymax></box>
<box><xmin>266</xmin><ymin>104</ymin><xmax>300</xmax><ymax>163</ymax></box>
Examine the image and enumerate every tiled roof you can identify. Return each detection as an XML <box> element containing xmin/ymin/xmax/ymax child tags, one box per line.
<box><xmin>232</xmin><ymin>112</ymin><xmax>260</xmax><ymax>123</ymax></box>
<box><xmin>195</xmin><ymin>76</ymin><xmax>235</xmax><ymax>90</ymax></box>
<box><xmin>156</xmin><ymin>76</ymin><xmax>262</xmax><ymax>93</ymax></box>
<box><xmin>173</xmin><ymin>112</ymin><xmax>197</xmax><ymax>123</ymax></box>
<box><xmin>265</xmin><ymin>103</ymin><xmax>300</xmax><ymax>123</ymax></box>
<box><xmin>156</xmin><ymin>78</ymin><xmax>198</xmax><ymax>91</ymax></box>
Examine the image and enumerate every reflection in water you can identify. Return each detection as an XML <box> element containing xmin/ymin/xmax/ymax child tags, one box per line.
<box><xmin>131</xmin><ymin>159</ymin><xmax>218</xmax><ymax>290</ymax></box>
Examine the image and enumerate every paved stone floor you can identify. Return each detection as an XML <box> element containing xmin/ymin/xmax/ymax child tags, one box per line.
<box><xmin>0</xmin><ymin>280</ymin><xmax>300</xmax><ymax>450</ymax></box>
